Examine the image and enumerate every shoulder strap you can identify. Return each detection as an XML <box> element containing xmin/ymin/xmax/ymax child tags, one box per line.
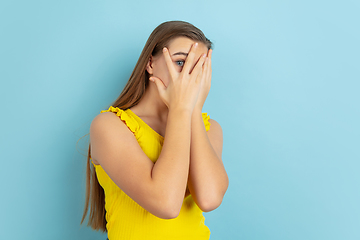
<box><xmin>100</xmin><ymin>106</ymin><xmax>140</xmax><ymax>137</ymax></box>
<box><xmin>202</xmin><ymin>112</ymin><xmax>211</xmax><ymax>131</ymax></box>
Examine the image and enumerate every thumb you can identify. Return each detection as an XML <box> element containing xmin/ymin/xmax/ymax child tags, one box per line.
<box><xmin>149</xmin><ymin>76</ymin><xmax>166</xmax><ymax>94</ymax></box>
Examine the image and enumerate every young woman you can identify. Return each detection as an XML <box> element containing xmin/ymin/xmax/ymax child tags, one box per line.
<box><xmin>81</xmin><ymin>20</ymin><xmax>229</xmax><ymax>240</ymax></box>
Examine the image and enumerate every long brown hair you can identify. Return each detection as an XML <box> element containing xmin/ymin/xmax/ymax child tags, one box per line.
<box><xmin>80</xmin><ymin>20</ymin><xmax>213</xmax><ymax>232</ymax></box>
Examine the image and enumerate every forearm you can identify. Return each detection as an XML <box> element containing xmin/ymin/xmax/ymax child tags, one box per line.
<box><xmin>188</xmin><ymin>109</ymin><xmax>228</xmax><ymax>211</ymax></box>
<box><xmin>151</xmin><ymin>108</ymin><xmax>192</xmax><ymax>211</ymax></box>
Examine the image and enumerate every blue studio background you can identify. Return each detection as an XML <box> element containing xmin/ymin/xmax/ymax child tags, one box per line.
<box><xmin>1</xmin><ymin>0</ymin><xmax>359</xmax><ymax>239</ymax></box>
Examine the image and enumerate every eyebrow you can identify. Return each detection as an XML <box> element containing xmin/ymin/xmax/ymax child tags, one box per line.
<box><xmin>171</xmin><ymin>52</ymin><xmax>188</xmax><ymax>57</ymax></box>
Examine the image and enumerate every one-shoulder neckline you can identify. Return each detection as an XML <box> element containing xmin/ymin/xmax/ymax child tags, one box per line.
<box><xmin>126</xmin><ymin>109</ymin><xmax>165</xmax><ymax>140</ymax></box>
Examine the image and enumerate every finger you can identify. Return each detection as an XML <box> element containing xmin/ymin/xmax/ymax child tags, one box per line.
<box><xmin>204</xmin><ymin>58</ymin><xmax>211</xmax><ymax>85</ymax></box>
<box><xmin>198</xmin><ymin>53</ymin><xmax>208</xmax><ymax>81</ymax></box>
<box><xmin>207</xmin><ymin>49</ymin><xmax>212</xmax><ymax>80</ymax></box>
<box><xmin>206</xmin><ymin>49</ymin><xmax>212</xmax><ymax>66</ymax></box>
<box><xmin>202</xmin><ymin>56</ymin><xmax>209</xmax><ymax>82</ymax></box>
<box><xmin>195</xmin><ymin>62</ymin><xmax>204</xmax><ymax>84</ymax></box>
<box><xmin>204</xmin><ymin>49</ymin><xmax>211</xmax><ymax>70</ymax></box>
<box><xmin>190</xmin><ymin>53</ymin><xmax>207</xmax><ymax>80</ymax></box>
<box><xmin>162</xmin><ymin>47</ymin><xmax>178</xmax><ymax>81</ymax></box>
<box><xmin>182</xmin><ymin>42</ymin><xmax>199</xmax><ymax>74</ymax></box>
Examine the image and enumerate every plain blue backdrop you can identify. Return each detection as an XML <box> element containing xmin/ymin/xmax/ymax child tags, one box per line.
<box><xmin>1</xmin><ymin>0</ymin><xmax>359</xmax><ymax>239</ymax></box>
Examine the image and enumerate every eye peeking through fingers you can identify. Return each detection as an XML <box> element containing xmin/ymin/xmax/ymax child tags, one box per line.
<box><xmin>175</xmin><ymin>60</ymin><xmax>185</xmax><ymax>67</ymax></box>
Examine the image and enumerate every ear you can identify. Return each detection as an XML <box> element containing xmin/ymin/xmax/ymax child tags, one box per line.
<box><xmin>146</xmin><ymin>56</ymin><xmax>154</xmax><ymax>74</ymax></box>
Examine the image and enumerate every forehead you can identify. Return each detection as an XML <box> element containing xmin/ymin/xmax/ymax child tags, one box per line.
<box><xmin>167</xmin><ymin>37</ymin><xmax>208</xmax><ymax>55</ymax></box>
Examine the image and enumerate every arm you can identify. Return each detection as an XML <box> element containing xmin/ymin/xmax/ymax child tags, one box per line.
<box><xmin>187</xmin><ymin>109</ymin><xmax>229</xmax><ymax>212</ymax></box>
<box><xmin>90</xmin><ymin>108</ymin><xmax>192</xmax><ymax>219</ymax></box>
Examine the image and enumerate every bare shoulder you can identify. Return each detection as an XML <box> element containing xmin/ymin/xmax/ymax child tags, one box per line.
<box><xmin>90</xmin><ymin>112</ymin><xmax>130</xmax><ymax>141</ymax></box>
<box><xmin>90</xmin><ymin>111</ymin><xmax>131</xmax><ymax>132</ymax></box>
<box><xmin>91</xmin><ymin>111</ymin><xmax>119</xmax><ymax>124</ymax></box>
<box><xmin>89</xmin><ymin>112</ymin><xmax>137</xmax><ymax>163</ymax></box>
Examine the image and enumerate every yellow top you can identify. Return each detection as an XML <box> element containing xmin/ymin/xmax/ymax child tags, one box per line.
<box><xmin>90</xmin><ymin>106</ymin><xmax>211</xmax><ymax>240</ymax></box>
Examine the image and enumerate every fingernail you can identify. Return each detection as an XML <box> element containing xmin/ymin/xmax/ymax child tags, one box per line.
<box><xmin>163</xmin><ymin>47</ymin><xmax>167</xmax><ymax>52</ymax></box>
<box><xmin>194</xmin><ymin>42</ymin><xmax>198</xmax><ymax>48</ymax></box>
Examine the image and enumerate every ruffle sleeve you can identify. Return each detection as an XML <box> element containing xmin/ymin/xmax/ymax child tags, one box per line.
<box><xmin>202</xmin><ymin>112</ymin><xmax>211</xmax><ymax>131</ymax></box>
<box><xmin>100</xmin><ymin>106</ymin><xmax>140</xmax><ymax>138</ymax></box>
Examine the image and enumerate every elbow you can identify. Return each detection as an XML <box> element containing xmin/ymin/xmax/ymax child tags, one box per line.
<box><xmin>151</xmin><ymin>189</ymin><xmax>184</xmax><ymax>219</ymax></box>
<box><xmin>160</xmin><ymin>208</ymin><xmax>180</xmax><ymax>220</ymax></box>
<box><xmin>198</xmin><ymin>184</ymin><xmax>228</xmax><ymax>212</ymax></box>
<box><xmin>157</xmin><ymin>199</ymin><xmax>181</xmax><ymax>219</ymax></box>
<box><xmin>152</xmin><ymin>206</ymin><xmax>180</xmax><ymax>220</ymax></box>
<box><xmin>165</xmin><ymin>207</ymin><xmax>181</xmax><ymax>219</ymax></box>
<box><xmin>198</xmin><ymin>198</ymin><xmax>223</xmax><ymax>212</ymax></box>
<box><xmin>198</xmin><ymin>189</ymin><xmax>227</xmax><ymax>212</ymax></box>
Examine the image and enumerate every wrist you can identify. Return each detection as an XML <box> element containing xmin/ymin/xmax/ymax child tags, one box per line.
<box><xmin>169</xmin><ymin>107</ymin><xmax>192</xmax><ymax>117</ymax></box>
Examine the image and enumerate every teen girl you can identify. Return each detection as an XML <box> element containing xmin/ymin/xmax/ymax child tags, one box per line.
<box><xmin>81</xmin><ymin>20</ymin><xmax>229</xmax><ymax>240</ymax></box>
